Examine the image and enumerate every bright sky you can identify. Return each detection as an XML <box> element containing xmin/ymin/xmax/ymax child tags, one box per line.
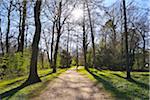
<box><xmin>104</xmin><ymin>0</ymin><xmax>150</xmax><ymax>8</ymax></box>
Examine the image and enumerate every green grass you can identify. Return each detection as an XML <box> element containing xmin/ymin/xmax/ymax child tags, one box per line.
<box><xmin>78</xmin><ymin>68</ymin><xmax>150</xmax><ymax>100</ymax></box>
<box><xmin>0</xmin><ymin>68</ymin><xmax>67</xmax><ymax>100</ymax></box>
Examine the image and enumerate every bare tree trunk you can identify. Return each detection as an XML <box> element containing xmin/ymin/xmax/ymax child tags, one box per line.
<box><xmin>43</xmin><ymin>30</ymin><xmax>51</xmax><ymax>67</ymax></box>
<box><xmin>142</xmin><ymin>34</ymin><xmax>146</xmax><ymax>70</ymax></box>
<box><xmin>25</xmin><ymin>0</ymin><xmax>42</xmax><ymax>84</ymax></box>
<box><xmin>76</xmin><ymin>33</ymin><xmax>79</xmax><ymax>69</ymax></box>
<box><xmin>18</xmin><ymin>0</ymin><xmax>27</xmax><ymax>53</ymax></box>
<box><xmin>25</xmin><ymin>23</ymin><xmax>28</xmax><ymax>48</ymax></box>
<box><xmin>53</xmin><ymin>1</ymin><xmax>62</xmax><ymax>73</ymax></box>
<box><xmin>50</xmin><ymin>21</ymin><xmax>55</xmax><ymax>68</ymax></box>
<box><xmin>123</xmin><ymin>0</ymin><xmax>131</xmax><ymax>79</ymax></box>
<box><xmin>86</xmin><ymin>1</ymin><xmax>96</xmax><ymax>68</ymax></box>
<box><xmin>53</xmin><ymin>32</ymin><xmax>61</xmax><ymax>73</ymax></box>
<box><xmin>82</xmin><ymin>2</ymin><xmax>88</xmax><ymax>71</ymax></box>
<box><xmin>6</xmin><ymin>0</ymin><xmax>13</xmax><ymax>53</ymax></box>
<box><xmin>0</xmin><ymin>18</ymin><xmax>4</xmax><ymax>56</ymax></box>
<box><xmin>66</xmin><ymin>23</ymin><xmax>70</xmax><ymax>68</ymax></box>
<box><xmin>120</xmin><ymin>3</ymin><xmax>124</xmax><ymax>60</ymax></box>
<box><xmin>46</xmin><ymin>50</ymin><xmax>51</xmax><ymax>65</ymax></box>
<box><xmin>41</xmin><ymin>52</ymin><xmax>44</xmax><ymax>69</ymax></box>
<box><xmin>17</xmin><ymin>3</ymin><xmax>22</xmax><ymax>52</ymax></box>
<box><xmin>112</xmin><ymin>20</ymin><xmax>116</xmax><ymax>47</ymax></box>
<box><xmin>83</xmin><ymin>24</ymin><xmax>88</xmax><ymax>70</ymax></box>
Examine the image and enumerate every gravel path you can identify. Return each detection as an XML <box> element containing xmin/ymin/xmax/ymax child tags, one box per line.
<box><xmin>34</xmin><ymin>68</ymin><xmax>112</xmax><ymax>100</ymax></box>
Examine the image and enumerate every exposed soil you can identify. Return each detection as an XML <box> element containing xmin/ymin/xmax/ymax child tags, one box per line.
<box><xmin>34</xmin><ymin>68</ymin><xmax>113</xmax><ymax>100</ymax></box>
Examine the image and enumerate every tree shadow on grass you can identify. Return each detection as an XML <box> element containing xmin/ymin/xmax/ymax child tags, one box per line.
<box><xmin>7</xmin><ymin>79</ymin><xmax>25</xmax><ymax>86</ymax></box>
<box><xmin>112</xmin><ymin>73</ymin><xmax>149</xmax><ymax>90</ymax></box>
<box><xmin>87</xmin><ymin>70</ymin><xmax>131</xmax><ymax>100</ymax></box>
<box><xmin>0</xmin><ymin>72</ymin><xmax>53</xmax><ymax>99</ymax></box>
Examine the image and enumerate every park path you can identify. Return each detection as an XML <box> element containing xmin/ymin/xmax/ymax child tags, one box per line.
<box><xmin>34</xmin><ymin>68</ymin><xmax>112</xmax><ymax>100</ymax></box>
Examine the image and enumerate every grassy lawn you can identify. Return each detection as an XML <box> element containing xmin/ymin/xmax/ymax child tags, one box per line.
<box><xmin>78</xmin><ymin>68</ymin><xmax>149</xmax><ymax>100</ymax></box>
<box><xmin>0</xmin><ymin>68</ymin><xmax>67</xmax><ymax>100</ymax></box>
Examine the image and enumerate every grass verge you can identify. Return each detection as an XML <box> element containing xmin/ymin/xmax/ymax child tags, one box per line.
<box><xmin>0</xmin><ymin>68</ymin><xmax>67</xmax><ymax>100</ymax></box>
<box><xmin>78</xmin><ymin>67</ymin><xmax>149</xmax><ymax>100</ymax></box>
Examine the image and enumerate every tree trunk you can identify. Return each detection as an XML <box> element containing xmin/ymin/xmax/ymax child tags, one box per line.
<box><xmin>82</xmin><ymin>2</ymin><xmax>88</xmax><ymax>71</ymax></box>
<box><xmin>123</xmin><ymin>0</ymin><xmax>131</xmax><ymax>79</ymax></box>
<box><xmin>76</xmin><ymin>33</ymin><xmax>79</xmax><ymax>69</ymax></box>
<box><xmin>86</xmin><ymin>1</ymin><xmax>96</xmax><ymax>68</ymax></box>
<box><xmin>53</xmin><ymin>33</ymin><xmax>61</xmax><ymax>73</ymax></box>
<box><xmin>66</xmin><ymin>23</ymin><xmax>70</xmax><ymax>68</ymax></box>
<box><xmin>17</xmin><ymin>4</ymin><xmax>22</xmax><ymax>52</ymax></box>
<box><xmin>0</xmin><ymin>19</ymin><xmax>4</xmax><ymax>56</ymax></box>
<box><xmin>6</xmin><ymin>0</ymin><xmax>12</xmax><ymax>53</ymax></box>
<box><xmin>142</xmin><ymin>35</ymin><xmax>146</xmax><ymax>70</ymax></box>
<box><xmin>25</xmin><ymin>0</ymin><xmax>42</xmax><ymax>85</ymax></box>
<box><xmin>18</xmin><ymin>0</ymin><xmax>27</xmax><ymax>53</ymax></box>
<box><xmin>83</xmin><ymin>31</ymin><xmax>87</xmax><ymax>70</ymax></box>
<box><xmin>50</xmin><ymin>21</ymin><xmax>55</xmax><ymax>68</ymax></box>
<box><xmin>53</xmin><ymin>1</ymin><xmax>62</xmax><ymax>73</ymax></box>
<box><xmin>41</xmin><ymin>52</ymin><xmax>44</xmax><ymax>69</ymax></box>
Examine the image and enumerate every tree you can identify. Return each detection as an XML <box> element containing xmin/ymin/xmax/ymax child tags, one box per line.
<box><xmin>66</xmin><ymin>22</ymin><xmax>70</xmax><ymax>68</ymax></box>
<box><xmin>82</xmin><ymin>2</ymin><xmax>89</xmax><ymax>71</ymax></box>
<box><xmin>60</xmin><ymin>49</ymin><xmax>72</xmax><ymax>67</ymax></box>
<box><xmin>52</xmin><ymin>0</ymin><xmax>75</xmax><ymax>73</ymax></box>
<box><xmin>18</xmin><ymin>0</ymin><xmax>27</xmax><ymax>53</ymax></box>
<box><xmin>123</xmin><ymin>0</ymin><xmax>131</xmax><ymax>79</ymax></box>
<box><xmin>0</xmin><ymin>18</ymin><xmax>4</xmax><ymax>55</ymax></box>
<box><xmin>76</xmin><ymin>32</ymin><xmax>79</xmax><ymax>69</ymax></box>
<box><xmin>52</xmin><ymin>1</ymin><xmax>62</xmax><ymax>73</ymax></box>
<box><xmin>6</xmin><ymin>0</ymin><xmax>13</xmax><ymax>53</ymax></box>
<box><xmin>25</xmin><ymin>0</ymin><xmax>42</xmax><ymax>84</ymax></box>
<box><xmin>50</xmin><ymin>20</ymin><xmax>55</xmax><ymax>68</ymax></box>
<box><xmin>85</xmin><ymin>0</ymin><xmax>96</xmax><ymax>68</ymax></box>
<box><xmin>42</xmin><ymin>30</ymin><xmax>51</xmax><ymax>67</ymax></box>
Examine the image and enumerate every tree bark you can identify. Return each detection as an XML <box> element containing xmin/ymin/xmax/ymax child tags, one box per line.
<box><xmin>83</xmin><ymin>24</ymin><xmax>88</xmax><ymax>71</ymax></box>
<box><xmin>86</xmin><ymin>1</ymin><xmax>96</xmax><ymax>68</ymax></box>
<box><xmin>17</xmin><ymin>3</ymin><xmax>22</xmax><ymax>52</ymax></box>
<box><xmin>25</xmin><ymin>0</ymin><xmax>42</xmax><ymax>84</ymax></box>
<box><xmin>66</xmin><ymin>23</ymin><xmax>70</xmax><ymax>68</ymax></box>
<box><xmin>53</xmin><ymin>1</ymin><xmax>62</xmax><ymax>73</ymax></box>
<box><xmin>6</xmin><ymin>0</ymin><xmax>13</xmax><ymax>53</ymax></box>
<box><xmin>0</xmin><ymin>19</ymin><xmax>4</xmax><ymax>56</ymax></box>
<box><xmin>50</xmin><ymin>21</ymin><xmax>55</xmax><ymax>68</ymax></box>
<box><xmin>123</xmin><ymin>0</ymin><xmax>131</xmax><ymax>79</ymax></box>
<box><xmin>76</xmin><ymin>33</ymin><xmax>79</xmax><ymax>69</ymax></box>
<box><xmin>18</xmin><ymin>0</ymin><xmax>27</xmax><ymax>53</ymax></box>
<box><xmin>53</xmin><ymin>33</ymin><xmax>61</xmax><ymax>73</ymax></box>
<box><xmin>40</xmin><ymin>52</ymin><xmax>44</xmax><ymax>69</ymax></box>
<box><xmin>142</xmin><ymin>34</ymin><xmax>146</xmax><ymax>69</ymax></box>
<box><xmin>82</xmin><ymin>2</ymin><xmax>88</xmax><ymax>71</ymax></box>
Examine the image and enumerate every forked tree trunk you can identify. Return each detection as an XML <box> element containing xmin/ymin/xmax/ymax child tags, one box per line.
<box><xmin>53</xmin><ymin>1</ymin><xmax>62</xmax><ymax>73</ymax></box>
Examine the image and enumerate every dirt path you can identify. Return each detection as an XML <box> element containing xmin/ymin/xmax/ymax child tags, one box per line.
<box><xmin>34</xmin><ymin>68</ymin><xmax>112</xmax><ymax>100</ymax></box>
